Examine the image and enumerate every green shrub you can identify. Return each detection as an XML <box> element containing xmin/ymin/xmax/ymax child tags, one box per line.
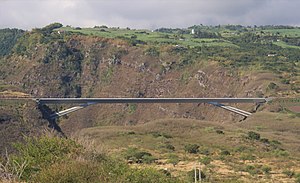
<box><xmin>267</xmin><ymin>82</ymin><xmax>279</xmax><ymax>90</ymax></box>
<box><xmin>151</xmin><ymin>132</ymin><xmax>172</xmax><ymax>139</ymax></box>
<box><xmin>33</xmin><ymin>161</ymin><xmax>103</xmax><ymax>183</ymax></box>
<box><xmin>128</xmin><ymin>103</ymin><xmax>137</xmax><ymax>114</ymax></box>
<box><xmin>216</xmin><ymin>129</ymin><xmax>224</xmax><ymax>134</ymax></box>
<box><xmin>245</xmin><ymin>165</ymin><xmax>261</xmax><ymax>175</ymax></box>
<box><xmin>262</xmin><ymin>166</ymin><xmax>272</xmax><ymax>174</ymax></box>
<box><xmin>199</xmin><ymin>148</ymin><xmax>210</xmax><ymax>155</ymax></box>
<box><xmin>199</xmin><ymin>156</ymin><xmax>212</xmax><ymax>165</ymax></box>
<box><xmin>123</xmin><ymin>147</ymin><xmax>156</xmax><ymax>164</ymax></box>
<box><xmin>142</xmin><ymin>155</ymin><xmax>157</xmax><ymax>164</ymax></box>
<box><xmin>247</xmin><ymin>131</ymin><xmax>261</xmax><ymax>140</ymax></box>
<box><xmin>166</xmin><ymin>154</ymin><xmax>180</xmax><ymax>166</ymax></box>
<box><xmin>144</xmin><ymin>47</ymin><xmax>160</xmax><ymax>57</ymax></box>
<box><xmin>184</xmin><ymin>144</ymin><xmax>199</xmax><ymax>154</ymax></box>
<box><xmin>127</xmin><ymin>131</ymin><xmax>136</xmax><ymax>135</ymax></box>
<box><xmin>282</xmin><ymin>169</ymin><xmax>295</xmax><ymax>178</ymax></box>
<box><xmin>159</xmin><ymin>142</ymin><xmax>175</xmax><ymax>152</ymax></box>
<box><xmin>272</xmin><ymin>149</ymin><xmax>289</xmax><ymax>157</ymax></box>
<box><xmin>260</xmin><ymin>138</ymin><xmax>270</xmax><ymax>144</ymax></box>
<box><xmin>220</xmin><ymin>150</ymin><xmax>231</xmax><ymax>156</ymax></box>
<box><xmin>4</xmin><ymin>135</ymin><xmax>180</xmax><ymax>183</ymax></box>
<box><xmin>165</xmin><ymin>143</ymin><xmax>175</xmax><ymax>151</ymax></box>
<box><xmin>34</xmin><ymin>158</ymin><xmax>179</xmax><ymax>183</ymax></box>
<box><xmin>270</xmin><ymin>140</ymin><xmax>281</xmax><ymax>149</ymax></box>
<box><xmin>234</xmin><ymin>146</ymin><xmax>248</xmax><ymax>152</ymax></box>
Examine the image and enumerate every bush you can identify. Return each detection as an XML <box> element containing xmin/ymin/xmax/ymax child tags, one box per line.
<box><xmin>11</xmin><ymin>135</ymin><xmax>81</xmax><ymax>179</ymax></box>
<box><xmin>216</xmin><ymin>129</ymin><xmax>224</xmax><ymax>134</ymax></box>
<box><xmin>165</xmin><ymin>143</ymin><xmax>175</xmax><ymax>151</ymax></box>
<box><xmin>199</xmin><ymin>156</ymin><xmax>212</xmax><ymax>165</ymax></box>
<box><xmin>267</xmin><ymin>82</ymin><xmax>279</xmax><ymax>90</ymax></box>
<box><xmin>3</xmin><ymin>135</ymin><xmax>180</xmax><ymax>183</ymax></box>
<box><xmin>142</xmin><ymin>155</ymin><xmax>157</xmax><ymax>164</ymax></box>
<box><xmin>260</xmin><ymin>138</ymin><xmax>270</xmax><ymax>144</ymax></box>
<box><xmin>33</xmin><ymin>161</ymin><xmax>103</xmax><ymax>183</ymax></box>
<box><xmin>247</xmin><ymin>131</ymin><xmax>261</xmax><ymax>140</ymax></box>
<box><xmin>199</xmin><ymin>148</ymin><xmax>210</xmax><ymax>156</ymax></box>
<box><xmin>220</xmin><ymin>150</ymin><xmax>231</xmax><ymax>156</ymax></box>
<box><xmin>123</xmin><ymin>147</ymin><xmax>156</xmax><ymax>164</ymax></box>
<box><xmin>245</xmin><ymin>165</ymin><xmax>261</xmax><ymax>175</ymax></box>
<box><xmin>262</xmin><ymin>166</ymin><xmax>272</xmax><ymax>175</ymax></box>
<box><xmin>282</xmin><ymin>170</ymin><xmax>295</xmax><ymax>178</ymax></box>
<box><xmin>144</xmin><ymin>47</ymin><xmax>160</xmax><ymax>57</ymax></box>
<box><xmin>150</xmin><ymin>132</ymin><xmax>172</xmax><ymax>139</ymax></box>
<box><xmin>270</xmin><ymin>140</ymin><xmax>281</xmax><ymax>149</ymax></box>
<box><xmin>166</xmin><ymin>154</ymin><xmax>180</xmax><ymax>166</ymax></box>
<box><xmin>272</xmin><ymin>149</ymin><xmax>289</xmax><ymax>157</ymax></box>
<box><xmin>184</xmin><ymin>144</ymin><xmax>199</xmax><ymax>154</ymax></box>
<box><xmin>34</xmin><ymin>158</ymin><xmax>179</xmax><ymax>183</ymax></box>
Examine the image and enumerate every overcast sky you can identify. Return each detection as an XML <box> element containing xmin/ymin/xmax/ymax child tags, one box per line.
<box><xmin>1</xmin><ymin>0</ymin><xmax>300</xmax><ymax>30</ymax></box>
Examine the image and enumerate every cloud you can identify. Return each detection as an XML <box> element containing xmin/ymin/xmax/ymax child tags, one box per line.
<box><xmin>0</xmin><ymin>0</ymin><xmax>299</xmax><ymax>30</ymax></box>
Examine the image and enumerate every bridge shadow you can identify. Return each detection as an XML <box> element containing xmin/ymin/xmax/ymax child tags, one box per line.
<box><xmin>38</xmin><ymin>104</ymin><xmax>65</xmax><ymax>137</ymax></box>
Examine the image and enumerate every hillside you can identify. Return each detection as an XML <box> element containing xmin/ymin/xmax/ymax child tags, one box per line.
<box><xmin>0</xmin><ymin>23</ymin><xmax>299</xmax><ymax>182</ymax></box>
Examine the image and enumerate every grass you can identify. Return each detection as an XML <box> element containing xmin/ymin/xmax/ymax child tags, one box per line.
<box><xmin>273</xmin><ymin>41</ymin><xmax>300</xmax><ymax>49</ymax></box>
<box><xmin>77</xmin><ymin>113</ymin><xmax>300</xmax><ymax>182</ymax></box>
<box><xmin>1</xmin><ymin>133</ymin><xmax>181</xmax><ymax>183</ymax></box>
<box><xmin>59</xmin><ymin>27</ymin><xmax>238</xmax><ymax>48</ymax></box>
<box><xmin>262</xmin><ymin>28</ymin><xmax>300</xmax><ymax>37</ymax></box>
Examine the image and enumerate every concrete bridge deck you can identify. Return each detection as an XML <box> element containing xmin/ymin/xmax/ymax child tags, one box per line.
<box><xmin>36</xmin><ymin>98</ymin><xmax>268</xmax><ymax>104</ymax></box>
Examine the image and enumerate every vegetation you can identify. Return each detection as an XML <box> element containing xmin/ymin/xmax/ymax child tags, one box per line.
<box><xmin>123</xmin><ymin>147</ymin><xmax>156</xmax><ymax>164</ymax></box>
<box><xmin>247</xmin><ymin>131</ymin><xmax>261</xmax><ymax>140</ymax></box>
<box><xmin>0</xmin><ymin>134</ymin><xmax>179</xmax><ymax>182</ymax></box>
<box><xmin>184</xmin><ymin>144</ymin><xmax>200</xmax><ymax>154</ymax></box>
<box><xmin>0</xmin><ymin>28</ymin><xmax>24</xmax><ymax>56</ymax></box>
<box><xmin>166</xmin><ymin>154</ymin><xmax>180</xmax><ymax>166</ymax></box>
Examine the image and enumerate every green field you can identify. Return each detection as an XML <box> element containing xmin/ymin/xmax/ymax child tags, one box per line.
<box><xmin>273</xmin><ymin>40</ymin><xmax>300</xmax><ymax>49</ymax></box>
<box><xmin>59</xmin><ymin>27</ymin><xmax>238</xmax><ymax>48</ymax></box>
<box><xmin>262</xmin><ymin>28</ymin><xmax>300</xmax><ymax>37</ymax></box>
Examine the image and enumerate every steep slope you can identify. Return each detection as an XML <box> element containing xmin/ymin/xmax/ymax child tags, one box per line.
<box><xmin>0</xmin><ymin>30</ymin><xmax>289</xmax><ymax>134</ymax></box>
<box><xmin>0</xmin><ymin>25</ymin><xmax>298</xmax><ymax>139</ymax></box>
<box><xmin>0</xmin><ymin>99</ymin><xmax>48</xmax><ymax>156</ymax></box>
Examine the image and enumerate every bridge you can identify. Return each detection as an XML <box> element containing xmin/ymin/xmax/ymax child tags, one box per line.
<box><xmin>34</xmin><ymin>97</ymin><xmax>270</xmax><ymax>119</ymax></box>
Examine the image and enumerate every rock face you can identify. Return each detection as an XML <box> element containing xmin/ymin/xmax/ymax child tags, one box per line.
<box><xmin>0</xmin><ymin>34</ymin><xmax>270</xmax><ymax>135</ymax></box>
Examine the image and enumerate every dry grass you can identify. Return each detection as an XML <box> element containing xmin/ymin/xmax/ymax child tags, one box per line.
<box><xmin>76</xmin><ymin>112</ymin><xmax>300</xmax><ymax>182</ymax></box>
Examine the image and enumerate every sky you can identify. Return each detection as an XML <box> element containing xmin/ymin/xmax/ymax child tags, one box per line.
<box><xmin>1</xmin><ymin>0</ymin><xmax>300</xmax><ymax>30</ymax></box>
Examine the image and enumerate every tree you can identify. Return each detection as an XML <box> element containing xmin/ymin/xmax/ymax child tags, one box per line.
<box><xmin>0</xmin><ymin>28</ymin><xmax>25</xmax><ymax>56</ymax></box>
<box><xmin>41</xmin><ymin>23</ymin><xmax>63</xmax><ymax>34</ymax></box>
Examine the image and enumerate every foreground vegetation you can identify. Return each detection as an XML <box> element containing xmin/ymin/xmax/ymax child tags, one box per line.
<box><xmin>0</xmin><ymin>133</ymin><xmax>182</xmax><ymax>183</ymax></box>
